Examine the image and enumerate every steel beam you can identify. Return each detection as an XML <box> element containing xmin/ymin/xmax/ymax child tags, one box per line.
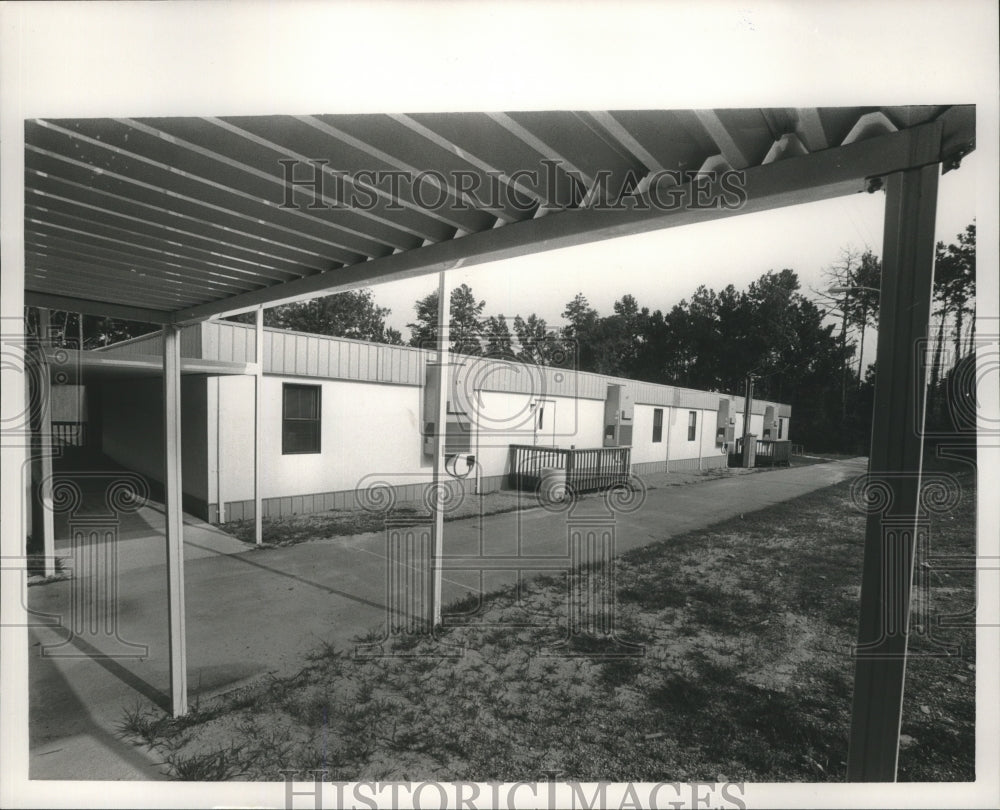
<box><xmin>847</xmin><ymin>163</ymin><xmax>939</xmax><ymax>781</ymax></box>
<box><xmin>586</xmin><ymin>111</ymin><xmax>665</xmax><ymax>173</ymax></box>
<box><xmin>389</xmin><ymin>113</ymin><xmax>542</xmax><ymax>221</ymax></box>
<box><xmin>24</xmin><ymin>290</ymin><xmax>173</xmax><ymax>325</ymax></box>
<box><xmin>163</xmin><ymin>324</ymin><xmax>189</xmax><ymax>717</ymax></box>
<box><xmin>694</xmin><ymin>110</ymin><xmax>752</xmax><ymax>169</ymax></box>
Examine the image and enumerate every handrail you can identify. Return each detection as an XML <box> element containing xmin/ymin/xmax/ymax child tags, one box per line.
<box><xmin>730</xmin><ymin>437</ymin><xmax>791</xmax><ymax>467</ymax></box>
<box><xmin>510</xmin><ymin>444</ymin><xmax>631</xmax><ymax>493</ymax></box>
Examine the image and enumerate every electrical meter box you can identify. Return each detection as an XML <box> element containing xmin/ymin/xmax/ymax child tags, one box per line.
<box><xmin>423</xmin><ymin>363</ymin><xmax>472</xmax><ymax>457</ymax></box>
<box><xmin>603</xmin><ymin>384</ymin><xmax>634</xmax><ymax>447</ymax></box>
<box><xmin>716</xmin><ymin>398</ymin><xmax>731</xmax><ymax>445</ymax></box>
<box><xmin>762</xmin><ymin>405</ymin><xmax>776</xmax><ymax>438</ymax></box>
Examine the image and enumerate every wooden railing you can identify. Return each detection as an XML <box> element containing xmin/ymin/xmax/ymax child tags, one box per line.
<box><xmin>510</xmin><ymin>444</ymin><xmax>631</xmax><ymax>494</ymax></box>
<box><xmin>51</xmin><ymin>421</ymin><xmax>86</xmax><ymax>447</ymax></box>
<box><xmin>730</xmin><ymin>437</ymin><xmax>792</xmax><ymax>468</ymax></box>
<box><xmin>755</xmin><ymin>438</ymin><xmax>791</xmax><ymax>466</ymax></box>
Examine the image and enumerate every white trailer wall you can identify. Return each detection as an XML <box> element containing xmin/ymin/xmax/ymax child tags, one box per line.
<box><xmin>733</xmin><ymin>412</ymin><xmax>766</xmax><ymax>438</ymax></box>
<box><xmin>93</xmin><ymin>322</ymin><xmax>792</xmax><ymax>523</ymax></box>
<box><xmin>213</xmin><ymin>375</ymin><xmax>428</xmax><ymax>520</ymax></box>
<box><xmin>213</xmin><ymin>380</ymin><xmax>615</xmax><ymax>518</ymax></box>
<box><xmin>630</xmin><ymin>404</ymin><xmax>665</xmax><ymax>466</ymax></box>
<box><xmin>200</xmin><ymin>346</ymin><xmax>791</xmax><ymax>520</ymax></box>
<box><xmin>473</xmin><ymin>390</ymin><xmax>606</xmax><ymax>491</ymax></box>
<box><xmin>209</xmin><ymin>375</ymin><xmax>792</xmax><ymax>520</ymax></box>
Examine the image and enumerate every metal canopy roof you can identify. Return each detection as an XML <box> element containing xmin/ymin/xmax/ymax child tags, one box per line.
<box><xmin>23</xmin><ymin>106</ymin><xmax>974</xmax><ymax>324</ymax></box>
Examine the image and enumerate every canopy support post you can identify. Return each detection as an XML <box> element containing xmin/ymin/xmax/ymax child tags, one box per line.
<box><xmin>254</xmin><ymin>305</ymin><xmax>263</xmax><ymax>545</ymax></box>
<box><xmin>163</xmin><ymin>324</ymin><xmax>188</xmax><ymax>717</ymax></box>
<box><xmin>429</xmin><ymin>271</ymin><xmax>448</xmax><ymax>628</ymax></box>
<box><xmin>37</xmin><ymin>308</ymin><xmax>56</xmax><ymax>578</ymax></box>
<box><xmin>847</xmin><ymin>163</ymin><xmax>939</xmax><ymax>781</ymax></box>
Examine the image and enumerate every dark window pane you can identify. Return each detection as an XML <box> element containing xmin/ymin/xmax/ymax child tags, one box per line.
<box><xmin>284</xmin><ymin>385</ymin><xmax>319</xmax><ymax>419</ymax></box>
<box><xmin>283</xmin><ymin>384</ymin><xmax>321</xmax><ymax>453</ymax></box>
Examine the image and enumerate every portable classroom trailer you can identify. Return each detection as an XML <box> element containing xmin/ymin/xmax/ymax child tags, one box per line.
<box><xmin>92</xmin><ymin>320</ymin><xmax>791</xmax><ymax>522</ymax></box>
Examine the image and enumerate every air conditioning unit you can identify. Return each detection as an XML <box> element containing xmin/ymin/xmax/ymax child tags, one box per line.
<box><xmin>603</xmin><ymin>384</ymin><xmax>634</xmax><ymax>447</ymax></box>
<box><xmin>763</xmin><ymin>405</ymin><xmax>776</xmax><ymax>439</ymax></box>
<box><xmin>423</xmin><ymin>363</ymin><xmax>472</xmax><ymax>457</ymax></box>
<box><xmin>716</xmin><ymin>397</ymin><xmax>731</xmax><ymax>445</ymax></box>
<box><xmin>716</xmin><ymin>424</ymin><xmax>735</xmax><ymax>444</ymax></box>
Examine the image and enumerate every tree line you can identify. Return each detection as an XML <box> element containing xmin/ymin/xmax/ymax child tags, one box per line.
<box><xmin>25</xmin><ymin>221</ymin><xmax>975</xmax><ymax>454</ymax></box>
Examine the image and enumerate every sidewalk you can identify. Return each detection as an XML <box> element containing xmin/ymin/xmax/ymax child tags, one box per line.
<box><xmin>27</xmin><ymin>457</ymin><xmax>867</xmax><ymax>779</ymax></box>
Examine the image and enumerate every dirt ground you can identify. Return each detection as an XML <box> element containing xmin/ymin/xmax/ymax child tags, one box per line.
<box><xmin>120</xmin><ymin>464</ymin><xmax>975</xmax><ymax>782</ymax></box>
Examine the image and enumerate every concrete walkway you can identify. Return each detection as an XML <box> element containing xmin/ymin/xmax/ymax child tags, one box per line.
<box><xmin>48</xmin><ymin>481</ymin><xmax>251</xmax><ymax>575</ymax></box>
<box><xmin>27</xmin><ymin>458</ymin><xmax>867</xmax><ymax>779</ymax></box>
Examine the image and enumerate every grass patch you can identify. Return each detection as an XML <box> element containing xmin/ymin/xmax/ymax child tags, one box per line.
<box><xmin>220</xmin><ymin>493</ymin><xmax>530</xmax><ymax>546</ymax></box>
<box><xmin>165</xmin><ymin>743</ymin><xmax>248</xmax><ymax>780</ymax></box>
<box><xmin>219</xmin><ymin>464</ymin><xmax>819</xmax><ymax>546</ymax></box>
<box><xmin>25</xmin><ymin>552</ymin><xmax>70</xmax><ymax>585</ymax></box>
<box><xmin>123</xmin><ymin>466</ymin><xmax>975</xmax><ymax>782</ymax></box>
<box><xmin>788</xmin><ymin>452</ymin><xmax>863</xmax><ymax>468</ymax></box>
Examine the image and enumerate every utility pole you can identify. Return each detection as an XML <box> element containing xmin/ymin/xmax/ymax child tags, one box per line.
<box><xmin>741</xmin><ymin>373</ymin><xmax>755</xmax><ymax>469</ymax></box>
<box><xmin>742</xmin><ymin>373</ymin><xmax>754</xmax><ymax>440</ymax></box>
<box><xmin>840</xmin><ymin>290</ymin><xmax>848</xmax><ymax>422</ymax></box>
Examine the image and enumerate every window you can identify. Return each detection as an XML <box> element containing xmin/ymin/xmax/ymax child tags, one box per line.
<box><xmin>687</xmin><ymin>410</ymin><xmax>697</xmax><ymax>441</ymax></box>
<box><xmin>652</xmin><ymin>408</ymin><xmax>663</xmax><ymax>443</ymax></box>
<box><xmin>282</xmin><ymin>384</ymin><xmax>321</xmax><ymax>454</ymax></box>
<box><xmin>778</xmin><ymin>418</ymin><xmax>784</xmax><ymax>439</ymax></box>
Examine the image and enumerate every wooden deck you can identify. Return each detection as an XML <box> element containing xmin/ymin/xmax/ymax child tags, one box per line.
<box><xmin>510</xmin><ymin>444</ymin><xmax>631</xmax><ymax>495</ymax></box>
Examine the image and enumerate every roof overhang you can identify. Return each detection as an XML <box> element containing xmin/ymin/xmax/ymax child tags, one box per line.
<box><xmin>21</xmin><ymin>106</ymin><xmax>975</xmax><ymax>324</ymax></box>
<box><xmin>46</xmin><ymin>349</ymin><xmax>255</xmax><ymax>382</ymax></box>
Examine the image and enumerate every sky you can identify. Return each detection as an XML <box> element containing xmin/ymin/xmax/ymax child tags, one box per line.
<box><xmin>373</xmin><ymin>151</ymin><xmax>978</xmax><ymax>371</ymax></box>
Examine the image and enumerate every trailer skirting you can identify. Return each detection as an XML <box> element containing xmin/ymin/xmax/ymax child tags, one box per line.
<box><xmin>208</xmin><ymin>455</ymin><xmax>728</xmax><ymax>523</ymax></box>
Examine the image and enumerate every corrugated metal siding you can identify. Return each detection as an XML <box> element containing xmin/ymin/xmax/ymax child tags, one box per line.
<box><xmin>212</xmin><ymin>320</ymin><xmax>258</xmax><ymax>364</ymax></box>
<box><xmin>249</xmin><ymin>324</ymin><xmax>429</xmax><ymax>384</ymax></box>
<box><xmin>96</xmin><ymin>324</ymin><xmax>202</xmax><ymax>358</ymax></box>
<box><xmin>193</xmin><ymin>320</ymin><xmax>789</xmax><ymax>417</ymax></box>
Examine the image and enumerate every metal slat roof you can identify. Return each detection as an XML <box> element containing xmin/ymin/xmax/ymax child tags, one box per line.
<box><xmin>23</xmin><ymin>106</ymin><xmax>975</xmax><ymax>324</ymax></box>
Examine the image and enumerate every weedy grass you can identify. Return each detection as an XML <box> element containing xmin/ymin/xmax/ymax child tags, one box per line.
<box><xmin>220</xmin><ymin>496</ymin><xmax>527</xmax><ymax>546</ymax></box>
<box><xmin>218</xmin><ymin>466</ymin><xmax>788</xmax><ymax>547</ymax></box>
<box><xmin>164</xmin><ymin>743</ymin><xmax>248</xmax><ymax>781</ymax></box>
<box><xmin>122</xmin><ymin>469</ymin><xmax>975</xmax><ymax>782</ymax></box>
